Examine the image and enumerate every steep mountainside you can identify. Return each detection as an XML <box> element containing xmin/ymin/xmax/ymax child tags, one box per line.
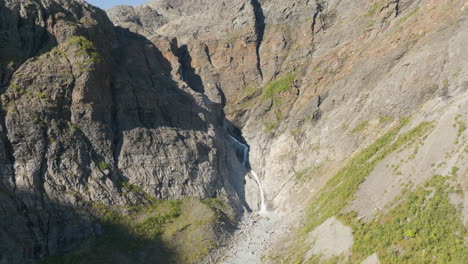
<box><xmin>110</xmin><ymin>0</ymin><xmax>468</xmax><ymax>263</ymax></box>
<box><xmin>1</xmin><ymin>0</ymin><xmax>467</xmax><ymax>263</ymax></box>
<box><xmin>0</xmin><ymin>0</ymin><xmax>250</xmax><ymax>263</ymax></box>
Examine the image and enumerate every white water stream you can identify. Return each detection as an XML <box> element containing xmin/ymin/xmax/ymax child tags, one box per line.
<box><xmin>211</xmin><ymin>137</ymin><xmax>286</xmax><ymax>264</ymax></box>
<box><xmin>229</xmin><ymin>135</ymin><xmax>268</xmax><ymax>213</ymax></box>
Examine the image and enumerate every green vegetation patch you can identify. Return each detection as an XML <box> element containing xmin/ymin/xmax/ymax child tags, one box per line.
<box><xmin>270</xmin><ymin>120</ymin><xmax>444</xmax><ymax>263</ymax></box>
<box><xmin>35</xmin><ymin>92</ymin><xmax>48</xmax><ymax>99</ymax></box>
<box><xmin>443</xmin><ymin>79</ymin><xmax>449</xmax><ymax>88</ymax></box>
<box><xmin>264</xmin><ymin>111</ymin><xmax>284</xmax><ymax>133</ymax></box>
<box><xmin>263</xmin><ymin>73</ymin><xmax>296</xmax><ymax>99</ymax></box>
<box><xmin>379</xmin><ymin>116</ymin><xmax>393</xmax><ymax>123</ymax></box>
<box><xmin>235</xmin><ymin>84</ymin><xmax>260</xmax><ymax>111</ymax></box>
<box><xmin>243</xmin><ymin>83</ymin><xmax>258</xmax><ymax>98</ymax></box>
<box><xmin>352</xmin><ymin>120</ymin><xmax>369</xmax><ymax>133</ymax></box>
<box><xmin>342</xmin><ymin>175</ymin><xmax>467</xmax><ymax>263</ymax></box>
<box><xmin>264</xmin><ymin>121</ymin><xmax>280</xmax><ymax>133</ymax></box>
<box><xmin>68</xmin><ymin>36</ymin><xmax>101</xmax><ymax>70</ymax></box>
<box><xmin>395</xmin><ymin>7</ymin><xmax>420</xmax><ymax>27</ymax></box>
<box><xmin>120</xmin><ymin>181</ymin><xmax>156</xmax><ymax>202</ymax></box>
<box><xmin>97</xmin><ymin>161</ymin><xmax>110</xmax><ymax>171</ymax></box>
<box><xmin>367</xmin><ymin>0</ymin><xmax>388</xmax><ymax>17</ymax></box>
<box><xmin>295</xmin><ymin>165</ymin><xmax>322</xmax><ymax>183</ymax></box>
<box><xmin>454</xmin><ymin>115</ymin><xmax>466</xmax><ymax>145</ymax></box>
<box><xmin>303</xmin><ymin>119</ymin><xmax>434</xmax><ymax>233</ymax></box>
<box><xmin>42</xmin><ymin>198</ymin><xmax>228</xmax><ymax>264</ymax></box>
<box><xmin>10</xmin><ymin>83</ymin><xmax>26</xmax><ymax>95</ymax></box>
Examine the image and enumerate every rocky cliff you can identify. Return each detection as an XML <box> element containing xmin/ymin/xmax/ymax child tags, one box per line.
<box><xmin>1</xmin><ymin>0</ymin><xmax>467</xmax><ymax>263</ymax></box>
<box><xmin>0</xmin><ymin>0</ymin><xmax>250</xmax><ymax>263</ymax></box>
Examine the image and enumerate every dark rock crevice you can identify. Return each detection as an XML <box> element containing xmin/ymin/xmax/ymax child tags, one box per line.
<box><xmin>311</xmin><ymin>0</ymin><xmax>326</xmax><ymax>35</ymax></box>
<box><xmin>250</xmin><ymin>0</ymin><xmax>265</xmax><ymax>81</ymax></box>
<box><xmin>176</xmin><ymin>44</ymin><xmax>205</xmax><ymax>93</ymax></box>
<box><xmin>0</xmin><ymin>110</ymin><xmax>16</xmax><ymax>193</ymax></box>
<box><xmin>110</xmin><ymin>79</ymin><xmax>123</xmax><ymax>180</ymax></box>
<box><xmin>395</xmin><ymin>0</ymin><xmax>400</xmax><ymax>16</ymax></box>
<box><xmin>36</xmin><ymin>124</ymin><xmax>51</xmax><ymax>204</ymax></box>
<box><xmin>204</xmin><ymin>44</ymin><xmax>214</xmax><ymax>67</ymax></box>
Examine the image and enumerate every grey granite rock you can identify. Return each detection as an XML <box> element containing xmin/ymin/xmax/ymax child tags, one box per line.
<box><xmin>0</xmin><ymin>0</ymin><xmax>246</xmax><ymax>262</ymax></box>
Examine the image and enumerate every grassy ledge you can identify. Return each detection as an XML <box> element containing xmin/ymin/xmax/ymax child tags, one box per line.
<box><xmin>366</xmin><ymin>0</ymin><xmax>388</xmax><ymax>17</ymax></box>
<box><xmin>263</xmin><ymin>73</ymin><xmax>296</xmax><ymax>99</ymax></box>
<box><xmin>454</xmin><ymin>115</ymin><xmax>466</xmax><ymax>145</ymax></box>
<box><xmin>352</xmin><ymin>120</ymin><xmax>369</xmax><ymax>133</ymax></box>
<box><xmin>67</xmin><ymin>36</ymin><xmax>101</xmax><ymax>71</ymax></box>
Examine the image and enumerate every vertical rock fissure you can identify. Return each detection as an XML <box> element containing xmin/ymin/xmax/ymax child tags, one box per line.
<box><xmin>311</xmin><ymin>0</ymin><xmax>325</xmax><ymax>35</ymax></box>
<box><xmin>110</xmin><ymin>79</ymin><xmax>123</xmax><ymax>179</ymax></box>
<box><xmin>176</xmin><ymin>44</ymin><xmax>205</xmax><ymax>93</ymax></box>
<box><xmin>37</xmin><ymin>125</ymin><xmax>51</xmax><ymax>203</ymax></box>
<box><xmin>395</xmin><ymin>0</ymin><xmax>400</xmax><ymax>16</ymax></box>
<box><xmin>203</xmin><ymin>45</ymin><xmax>214</xmax><ymax>67</ymax></box>
<box><xmin>250</xmin><ymin>0</ymin><xmax>265</xmax><ymax>81</ymax></box>
<box><xmin>0</xmin><ymin>110</ymin><xmax>17</xmax><ymax>193</ymax></box>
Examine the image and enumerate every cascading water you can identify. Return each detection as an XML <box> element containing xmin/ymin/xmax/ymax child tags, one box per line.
<box><xmin>229</xmin><ymin>135</ymin><xmax>268</xmax><ymax>213</ymax></box>
<box><xmin>250</xmin><ymin>170</ymin><xmax>267</xmax><ymax>213</ymax></box>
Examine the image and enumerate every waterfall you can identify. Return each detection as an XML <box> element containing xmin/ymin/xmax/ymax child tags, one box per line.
<box><xmin>229</xmin><ymin>135</ymin><xmax>268</xmax><ymax>213</ymax></box>
<box><xmin>250</xmin><ymin>170</ymin><xmax>267</xmax><ymax>213</ymax></box>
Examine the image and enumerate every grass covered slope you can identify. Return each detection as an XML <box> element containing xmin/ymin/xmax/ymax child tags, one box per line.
<box><xmin>43</xmin><ymin>198</ymin><xmax>232</xmax><ymax>264</ymax></box>
<box><xmin>304</xmin><ymin>119</ymin><xmax>434</xmax><ymax>233</ymax></box>
<box><xmin>269</xmin><ymin>118</ymin><xmax>467</xmax><ymax>263</ymax></box>
<box><xmin>342</xmin><ymin>174</ymin><xmax>467</xmax><ymax>263</ymax></box>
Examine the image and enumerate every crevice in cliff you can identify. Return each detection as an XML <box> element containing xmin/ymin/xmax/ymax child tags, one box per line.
<box><xmin>395</xmin><ymin>0</ymin><xmax>400</xmax><ymax>16</ymax></box>
<box><xmin>110</xmin><ymin>79</ymin><xmax>122</xmax><ymax>179</ymax></box>
<box><xmin>0</xmin><ymin>109</ymin><xmax>17</xmax><ymax>194</ymax></box>
<box><xmin>311</xmin><ymin>0</ymin><xmax>325</xmax><ymax>35</ymax></box>
<box><xmin>176</xmin><ymin>44</ymin><xmax>205</xmax><ymax>93</ymax></box>
<box><xmin>141</xmin><ymin>43</ymin><xmax>158</xmax><ymax>128</ymax></box>
<box><xmin>204</xmin><ymin>45</ymin><xmax>214</xmax><ymax>67</ymax></box>
<box><xmin>250</xmin><ymin>0</ymin><xmax>265</xmax><ymax>81</ymax></box>
<box><xmin>37</xmin><ymin>124</ymin><xmax>51</xmax><ymax>204</ymax></box>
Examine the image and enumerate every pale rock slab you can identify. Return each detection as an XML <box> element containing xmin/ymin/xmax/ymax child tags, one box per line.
<box><xmin>305</xmin><ymin>217</ymin><xmax>354</xmax><ymax>260</ymax></box>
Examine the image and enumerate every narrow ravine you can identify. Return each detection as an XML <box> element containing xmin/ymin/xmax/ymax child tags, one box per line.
<box><xmin>228</xmin><ymin>135</ymin><xmax>267</xmax><ymax>213</ymax></box>
<box><xmin>219</xmin><ymin>136</ymin><xmax>286</xmax><ymax>263</ymax></box>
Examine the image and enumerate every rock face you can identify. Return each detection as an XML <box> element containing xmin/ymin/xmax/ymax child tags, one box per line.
<box><xmin>361</xmin><ymin>253</ymin><xmax>381</xmax><ymax>264</ymax></box>
<box><xmin>1</xmin><ymin>0</ymin><xmax>468</xmax><ymax>263</ymax></box>
<box><xmin>107</xmin><ymin>0</ymin><xmax>468</xmax><ymax>212</ymax></box>
<box><xmin>0</xmin><ymin>0</ymin><xmax>248</xmax><ymax>263</ymax></box>
<box><xmin>108</xmin><ymin>0</ymin><xmax>468</xmax><ymax>262</ymax></box>
<box><xmin>305</xmin><ymin>217</ymin><xmax>354</xmax><ymax>261</ymax></box>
